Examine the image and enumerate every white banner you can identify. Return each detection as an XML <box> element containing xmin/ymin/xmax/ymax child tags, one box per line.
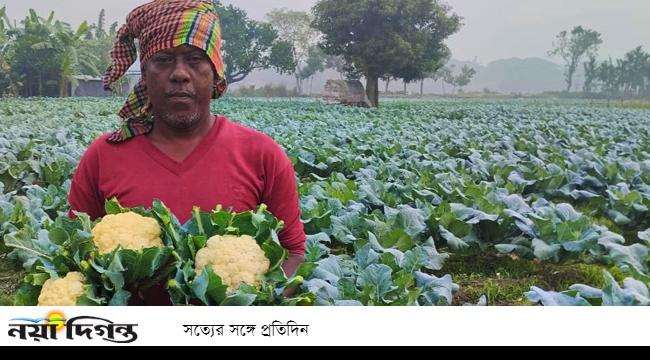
<box><xmin>2</xmin><ymin>306</ymin><xmax>649</xmax><ymax>346</ymax></box>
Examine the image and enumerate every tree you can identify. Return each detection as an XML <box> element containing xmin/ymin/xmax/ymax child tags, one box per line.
<box><xmin>618</xmin><ymin>47</ymin><xmax>650</xmax><ymax>97</ymax></box>
<box><xmin>395</xmin><ymin>36</ymin><xmax>452</xmax><ymax>97</ymax></box>
<box><xmin>382</xmin><ymin>75</ymin><xmax>393</xmax><ymax>93</ymax></box>
<box><xmin>312</xmin><ymin>0</ymin><xmax>462</xmax><ymax>107</ymax></box>
<box><xmin>27</xmin><ymin>15</ymin><xmax>97</xmax><ymax>97</ymax></box>
<box><xmin>298</xmin><ymin>46</ymin><xmax>327</xmax><ymax>95</ymax></box>
<box><xmin>266</xmin><ymin>9</ymin><xmax>320</xmax><ymax>94</ymax></box>
<box><xmin>0</xmin><ymin>6</ymin><xmax>9</xmax><ymax>46</ymax></box>
<box><xmin>427</xmin><ymin>65</ymin><xmax>448</xmax><ymax>95</ymax></box>
<box><xmin>212</xmin><ymin>1</ymin><xmax>295</xmax><ymax>84</ymax></box>
<box><xmin>584</xmin><ymin>47</ymin><xmax>650</xmax><ymax>101</ymax></box>
<box><xmin>583</xmin><ymin>55</ymin><xmax>598</xmax><ymax>94</ymax></box>
<box><xmin>417</xmin><ymin>55</ymin><xmax>449</xmax><ymax>96</ymax></box>
<box><xmin>0</xmin><ymin>6</ymin><xmax>17</xmax><ymax>95</ymax></box>
<box><xmin>440</xmin><ymin>65</ymin><xmax>455</xmax><ymax>94</ymax></box>
<box><xmin>45</xmin><ymin>21</ymin><xmax>98</xmax><ymax>97</ymax></box>
<box><xmin>646</xmin><ymin>51</ymin><xmax>650</xmax><ymax>97</ymax></box>
<box><xmin>549</xmin><ymin>26</ymin><xmax>602</xmax><ymax>92</ymax></box>
<box><xmin>597</xmin><ymin>59</ymin><xmax>621</xmax><ymax>106</ymax></box>
<box><xmin>3</xmin><ymin>9</ymin><xmax>105</xmax><ymax>97</ymax></box>
<box><xmin>7</xmin><ymin>10</ymin><xmax>62</xmax><ymax>96</ymax></box>
<box><xmin>643</xmin><ymin>52</ymin><xmax>650</xmax><ymax>97</ymax></box>
<box><xmin>453</xmin><ymin>64</ymin><xmax>476</xmax><ymax>93</ymax></box>
<box><xmin>95</xmin><ymin>9</ymin><xmax>105</xmax><ymax>40</ymax></box>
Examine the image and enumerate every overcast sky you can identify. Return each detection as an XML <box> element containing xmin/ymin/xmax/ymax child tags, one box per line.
<box><xmin>2</xmin><ymin>0</ymin><xmax>648</xmax><ymax>64</ymax></box>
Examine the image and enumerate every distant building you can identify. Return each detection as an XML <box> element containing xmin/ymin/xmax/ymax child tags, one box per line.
<box><xmin>71</xmin><ymin>75</ymin><xmax>131</xmax><ymax>97</ymax></box>
<box><xmin>70</xmin><ymin>63</ymin><xmax>140</xmax><ymax>97</ymax></box>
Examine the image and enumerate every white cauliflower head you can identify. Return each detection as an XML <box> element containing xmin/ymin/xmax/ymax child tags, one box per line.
<box><xmin>91</xmin><ymin>212</ymin><xmax>163</xmax><ymax>254</ymax></box>
<box><xmin>194</xmin><ymin>234</ymin><xmax>270</xmax><ymax>292</ymax></box>
<box><xmin>38</xmin><ymin>272</ymin><xmax>86</xmax><ymax>306</ymax></box>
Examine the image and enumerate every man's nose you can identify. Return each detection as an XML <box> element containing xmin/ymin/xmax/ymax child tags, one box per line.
<box><xmin>169</xmin><ymin>59</ymin><xmax>191</xmax><ymax>83</ymax></box>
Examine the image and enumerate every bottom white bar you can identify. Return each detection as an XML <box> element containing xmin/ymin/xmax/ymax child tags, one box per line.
<box><xmin>2</xmin><ymin>307</ymin><xmax>648</xmax><ymax>346</ymax></box>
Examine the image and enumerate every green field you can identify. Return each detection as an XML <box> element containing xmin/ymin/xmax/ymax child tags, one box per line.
<box><xmin>1</xmin><ymin>97</ymin><xmax>649</xmax><ymax>305</ymax></box>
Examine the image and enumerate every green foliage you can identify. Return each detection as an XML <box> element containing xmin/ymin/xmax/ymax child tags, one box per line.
<box><xmin>312</xmin><ymin>0</ymin><xmax>462</xmax><ymax>106</ymax></box>
<box><xmin>8</xmin><ymin>199</ymin><xmax>176</xmax><ymax>306</ymax></box>
<box><xmin>169</xmin><ymin>204</ymin><xmax>315</xmax><ymax>306</ymax></box>
<box><xmin>212</xmin><ymin>1</ymin><xmax>295</xmax><ymax>84</ymax></box>
<box><xmin>549</xmin><ymin>26</ymin><xmax>603</xmax><ymax>92</ymax></box>
<box><xmin>1</xmin><ymin>97</ymin><xmax>649</xmax><ymax>306</ymax></box>
<box><xmin>266</xmin><ymin>9</ymin><xmax>321</xmax><ymax>94</ymax></box>
<box><xmin>588</xmin><ymin>47</ymin><xmax>650</xmax><ymax>101</ymax></box>
<box><xmin>0</xmin><ymin>8</ymin><xmax>114</xmax><ymax>97</ymax></box>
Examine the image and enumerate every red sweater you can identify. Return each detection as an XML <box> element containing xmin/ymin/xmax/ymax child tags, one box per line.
<box><xmin>68</xmin><ymin>115</ymin><xmax>306</xmax><ymax>255</ymax></box>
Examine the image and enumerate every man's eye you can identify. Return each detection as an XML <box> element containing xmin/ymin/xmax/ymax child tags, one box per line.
<box><xmin>188</xmin><ymin>55</ymin><xmax>204</xmax><ymax>63</ymax></box>
<box><xmin>154</xmin><ymin>56</ymin><xmax>173</xmax><ymax>64</ymax></box>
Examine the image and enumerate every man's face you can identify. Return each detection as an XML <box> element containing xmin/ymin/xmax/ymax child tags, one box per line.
<box><xmin>143</xmin><ymin>45</ymin><xmax>215</xmax><ymax>130</ymax></box>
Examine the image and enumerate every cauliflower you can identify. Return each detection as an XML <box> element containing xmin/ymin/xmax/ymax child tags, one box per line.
<box><xmin>38</xmin><ymin>272</ymin><xmax>86</xmax><ymax>306</ymax></box>
<box><xmin>91</xmin><ymin>212</ymin><xmax>163</xmax><ymax>254</ymax></box>
<box><xmin>194</xmin><ymin>235</ymin><xmax>270</xmax><ymax>292</ymax></box>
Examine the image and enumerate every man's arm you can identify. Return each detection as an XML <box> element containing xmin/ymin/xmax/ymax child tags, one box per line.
<box><xmin>264</xmin><ymin>161</ymin><xmax>305</xmax><ymax>296</ymax></box>
<box><xmin>262</xmin><ymin>157</ymin><xmax>307</xmax><ymax>275</ymax></box>
<box><xmin>68</xmin><ymin>139</ymin><xmax>105</xmax><ymax>220</ymax></box>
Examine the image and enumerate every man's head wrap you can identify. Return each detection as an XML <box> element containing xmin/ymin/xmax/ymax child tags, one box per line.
<box><xmin>103</xmin><ymin>0</ymin><xmax>227</xmax><ymax>143</ymax></box>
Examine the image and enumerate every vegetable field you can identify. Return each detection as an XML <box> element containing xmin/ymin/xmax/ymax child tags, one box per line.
<box><xmin>1</xmin><ymin>97</ymin><xmax>649</xmax><ymax>306</ymax></box>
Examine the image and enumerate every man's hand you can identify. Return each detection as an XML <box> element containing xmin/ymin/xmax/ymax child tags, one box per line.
<box><xmin>281</xmin><ymin>253</ymin><xmax>304</xmax><ymax>297</ymax></box>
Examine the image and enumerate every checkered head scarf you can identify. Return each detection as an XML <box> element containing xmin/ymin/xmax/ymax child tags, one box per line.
<box><xmin>103</xmin><ymin>0</ymin><xmax>227</xmax><ymax>143</ymax></box>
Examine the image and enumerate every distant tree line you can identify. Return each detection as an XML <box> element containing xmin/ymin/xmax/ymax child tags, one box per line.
<box><xmin>550</xmin><ymin>26</ymin><xmax>650</xmax><ymax>100</ymax></box>
<box><xmin>1</xmin><ymin>1</ymin><xmax>468</xmax><ymax>107</ymax></box>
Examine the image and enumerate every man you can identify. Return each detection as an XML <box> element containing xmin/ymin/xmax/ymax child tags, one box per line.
<box><xmin>68</xmin><ymin>0</ymin><xmax>305</xmax><ymax>304</ymax></box>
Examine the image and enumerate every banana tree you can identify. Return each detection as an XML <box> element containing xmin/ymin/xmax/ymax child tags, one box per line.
<box><xmin>32</xmin><ymin>20</ymin><xmax>98</xmax><ymax>97</ymax></box>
